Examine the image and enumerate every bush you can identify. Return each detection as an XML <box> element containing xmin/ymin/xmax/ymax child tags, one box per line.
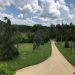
<box><xmin>0</xmin><ymin>45</ymin><xmax>19</xmax><ymax>60</ymax></box>
<box><xmin>0</xmin><ymin>64</ymin><xmax>15</xmax><ymax>75</ymax></box>
<box><xmin>41</xmin><ymin>38</ymin><xmax>44</xmax><ymax>45</ymax></box>
<box><xmin>64</xmin><ymin>41</ymin><xmax>69</xmax><ymax>48</ymax></box>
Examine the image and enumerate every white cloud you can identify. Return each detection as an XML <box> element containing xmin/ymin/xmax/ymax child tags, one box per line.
<box><xmin>0</xmin><ymin>12</ymin><xmax>14</xmax><ymax>20</ymax></box>
<box><xmin>40</xmin><ymin>0</ymin><xmax>60</xmax><ymax>18</ymax></box>
<box><xmin>0</xmin><ymin>0</ymin><xmax>75</xmax><ymax>26</ymax></box>
<box><xmin>0</xmin><ymin>0</ymin><xmax>11</xmax><ymax>7</ymax></box>
<box><xmin>11</xmin><ymin>17</ymin><xmax>36</xmax><ymax>25</ymax></box>
<box><xmin>0</xmin><ymin>12</ymin><xmax>35</xmax><ymax>25</ymax></box>
<box><xmin>18</xmin><ymin>13</ymin><xmax>24</xmax><ymax>18</ymax></box>
<box><xmin>22</xmin><ymin>4</ymin><xmax>33</xmax><ymax>14</ymax></box>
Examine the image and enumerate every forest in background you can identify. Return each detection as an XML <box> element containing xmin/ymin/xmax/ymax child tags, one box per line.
<box><xmin>0</xmin><ymin>20</ymin><xmax>75</xmax><ymax>44</ymax></box>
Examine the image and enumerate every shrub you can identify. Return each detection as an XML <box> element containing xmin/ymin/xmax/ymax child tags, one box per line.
<box><xmin>41</xmin><ymin>38</ymin><xmax>44</xmax><ymax>45</ymax></box>
<box><xmin>0</xmin><ymin>64</ymin><xmax>15</xmax><ymax>75</ymax></box>
<box><xmin>64</xmin><ymin>40</ymin><xmax>69</xmax><ymax>48</ymax></box>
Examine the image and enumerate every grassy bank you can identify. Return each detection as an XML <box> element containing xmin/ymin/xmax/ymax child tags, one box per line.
<box><xmin>56</xmin><ymin>42</ymin><xmax>75</xmax><ymax>66</ymax></box>
<box><xmin>0</xmin><ymin>43</ymin><xmax>51</xmax><ymax>74</ymax></box>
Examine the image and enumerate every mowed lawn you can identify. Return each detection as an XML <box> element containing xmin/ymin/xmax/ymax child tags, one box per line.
<box><xmin>0</xmin><ymin>43</ymin><xmax>51</xmax><ymax>73</ymax></box>
<box><xmin>56</xmin><ymin>42</ymin><xmax>75</xmax><ymax>66</ymax></box>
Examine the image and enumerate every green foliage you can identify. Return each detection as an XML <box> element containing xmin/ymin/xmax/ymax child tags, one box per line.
<box><xmin>0</xmin><ymin>17</ymin><xmax>19</xmax><ymax>60</ymax></box>
<box><xmin>0</xmin><ymin>43</ymin><xmax>51</xmax><ymax>73</ymax></box>
<box><xmin>0</xmin><ymin>20</ymin><xmax>75</xmax><ymax>43</ymax></box>
<box><xmin>27</xmin><ymin>32</ymin><xmax>34</xmax><ymax>43</ymax></box>
<box><xmin>41</xmin><ymin>38</ymin><xmax>44</xmax><ymax>45</ymax></box>
<box><xmin>33</xmin><ymin>32</ymin><xmax>41</xmax><ymax>51</ymax></box>
<box><xmin>0</xmin><ymin>64</ymin><xmax>15</xmax><ymax>75</ymax></box>
<box><xmin>56</xmin><ymin>23</ymin><xmax>75</xmax><ymax>41</ymax></box>
<box><xmin>64</xmin><ymin>40</ymin><xmax>69</xmax><ymax>48</ymax></box>
<box><xmin>49</xmin><ymin>24</ymin><xmax>56</xmax><ymax>39</ymax></box>
<box><xmin>56</xmin><ymin>42</ymin><xmax>75</xmax><ymax>66</ymax></box>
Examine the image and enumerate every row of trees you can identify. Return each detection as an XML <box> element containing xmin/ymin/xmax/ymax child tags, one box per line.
<box><xmin>50</xmin><ymin>23</ymin><xmax>75</xmax><ymax>49</ymax></box>
<box><xmin>6</xmin><ymin>22</ymin><xmax>75</xmax><ymax>48</ymax></box>
<box><xmin>56</xmin><ymin>23</ymin><xmax>75</xmax><ymax>42</ymax></box>
<box><xmin>13</xmin><ymin>24</ymin><xmax>50</xmax><ymax>44</ymax></box>
<box><xmin>0</xmin><ymin>19</ymin><xmax>75</xmax><ymax>44</ymax></box>
<box><xmin>0</xmin><ymin>18</ymin><xmax>50</xmax><ymax>60</ymax></box>
<box><xmin>14</xmin><ymin>23</ymin><xmax>75</xmax><ymax>50</ymax></box>
<box><xmin>0</xmin><ymin>17</ymin><xmax>75</xmax><ymax>60</ymax></box>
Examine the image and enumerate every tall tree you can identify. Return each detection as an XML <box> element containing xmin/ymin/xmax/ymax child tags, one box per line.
<box><xmin>0</xmin><ymin>17</ymin><xmax>19</xmax><ymax>60</ymax></box>
<box><xmin>33</xmin><ymin>31</ymin><xmax>41</xmax><ymax>52</ymax></box>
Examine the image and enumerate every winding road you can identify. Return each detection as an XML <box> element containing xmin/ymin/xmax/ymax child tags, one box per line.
<box><xmin>15</xmin><ymin>41</ymin><xmax>75</xmax><ymax>75</ymax></box>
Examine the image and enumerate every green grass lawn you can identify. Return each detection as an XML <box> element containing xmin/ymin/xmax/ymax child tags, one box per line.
<box><xmin>56</xmin><ymin>42</ymin><xmax>75</xmax><ymax>67</ymax></box>
<box><xmin>0</xmin><ymin>43</ymin><xmax>51</xmax><ymax>74</ymax></box>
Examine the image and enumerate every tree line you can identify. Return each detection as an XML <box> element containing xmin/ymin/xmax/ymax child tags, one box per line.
<box><xmin>0</xmin><ymin>17</ymin><xmax>75</xmax><ymax>60</ymax></box>
<box><xmin>0</xmin><ymin>19</ymin><xmax>75</xmax><ymax>43</ymax></box>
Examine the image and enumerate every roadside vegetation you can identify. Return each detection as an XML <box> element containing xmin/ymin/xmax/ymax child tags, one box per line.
<box><xmin>0</xmin><ymin>16</ymin><xmax>75</xmax><ymax>74</ymax></box>
<box><xmin>56</xmin><ymin>42</ymin><xmax>75</xmax><ymax>66</ymax></box>
<box><xmin>0</xmin><ymin>17</ymin><xmax>52</xmax><ymax>75</ymax></box>
<box><xmin>0</xmin><ymin>43</ymin><xmax>51</xmax><ymax>75</ymax></box>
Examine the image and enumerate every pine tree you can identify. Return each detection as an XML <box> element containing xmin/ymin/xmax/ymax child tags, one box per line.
<box><xmin>0</xmin><ymin>17</ymin><xmax>19</xmax><ymax>60</ymax></box>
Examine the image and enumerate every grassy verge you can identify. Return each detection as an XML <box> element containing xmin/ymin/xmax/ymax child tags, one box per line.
<box><xmin>0</xmin><ymin>43</ymin><xmax>51</xmax><ymax>74</ymax></box>
<box><xmin>56</xmin><ymin>42</ymin><xmax>75</xmax><ymax>67</ymax></box>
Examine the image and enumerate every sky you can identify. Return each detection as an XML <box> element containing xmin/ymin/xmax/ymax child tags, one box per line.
<box><xmin>0</xmin><ymin>0</ymin><xmax>75</xmax><ymax>26</ymax></box>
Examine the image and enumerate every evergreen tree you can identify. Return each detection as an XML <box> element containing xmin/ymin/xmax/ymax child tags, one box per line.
<box><xmin>33</xmin><ymin>31</ymin><xmax>41</xmax><ymax>52</ymax></box>
<box><xmin>0</xmin><ymin>17</ymin><xmax>19</xmax><ymax>60</ymax></box>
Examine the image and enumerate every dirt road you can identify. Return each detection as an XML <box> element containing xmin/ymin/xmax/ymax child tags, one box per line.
<box><xmin>15</xmin><ymin>41</ymin><xmax>75</xmax><ymax>75</ymax></box>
